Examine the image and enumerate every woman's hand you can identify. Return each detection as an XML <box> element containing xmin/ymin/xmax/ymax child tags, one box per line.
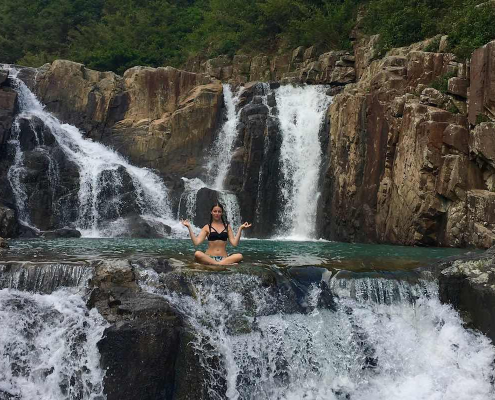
<box><xmin>181</xmin><ymin>219</ymin><xmax>191</xmax><ymax>228</ymax></box>
<box><xmin>240</xmin><ymin>222</ymin><xmax>252</xmax><ymax>230</ymax></box>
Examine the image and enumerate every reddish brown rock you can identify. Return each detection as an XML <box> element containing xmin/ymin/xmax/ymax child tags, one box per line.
<box><xmin>406</xmin><ymin>51</ymin><xmax>455</xmax><ymax>89</ymax></box>
<box><xmin>420</xmin><ymin>87</ymin><xmax>447</xmax><ymax>107</ymax></box>
<box><xmin>470</xmin><ymin>122</ymin><xmax>495</xmax><ymax>167</ymax></box>
<box><xmin>106</xmin><ymin>81</ymin><xmax>223</xmax><ymax>179</ymax></box>
<box><xmin>35</xmin><ymin>60</ymin><xmax>122</xmax><ymax>135</ymax></box>
<box><xmin>443</xmin><ymin>124</ymin><xmax>469</xmax><ymax>154</ymax></box>
<box><xmin>468</xmin><ymin>40</ymin><xmax>495</xmax><ymax>125</ymax></box>
<box><xmin>250</xmin><ymin>55</ymin><xmax>272</xmax><ymax>81</ymax></box>
<box><xmin>319</xmin><ymin>41</ymin><xmax>493</xmax><ymax>248</ymax></box>
<box><xmin>466</xmin><ymin>190</ymin><xmax>495</xmax><ymax>248</ymax></box>
<box><xmin>0</xmin><ymin>87</ymin><xmax>17</xmax><ymax>146</ymax></box>
<box><xmin>448</xmin><ymin>77</ymin><xmax>469</xmax><ymax>98</ymax></box>
<box><xmin>203</xmin><ymin>55</ymin><xmax>232</xmax><ymax>80</ymax></box>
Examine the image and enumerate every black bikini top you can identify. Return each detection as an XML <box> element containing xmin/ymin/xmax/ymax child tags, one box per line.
<box><xmin>208</xmin><ymin>224</ymin><xmax>228</xmax><ymax>241</ymax></box>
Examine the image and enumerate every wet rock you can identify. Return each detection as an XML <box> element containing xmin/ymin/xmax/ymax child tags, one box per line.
<box><xmin>0</xmin><ymin>79</ymin><xmax>17</xmax><ymax>147</ymax></box>
<box><xmin>90</xmin><ymin>259</ymin><xmax>180</xmax><ymax>400</ymax></box>
<box><xmin>224</xmin><ymin>84</ymin><xmax>282</xmax><ymax>237</ymax></box>
<box><xmin>192</xmin><ymin>187</ymin><xmax>220</xmax><ymax>227</ymax></box>
<box><xmin>117</xmin><ymin>215</ymin><xmax>171</xmax><ymax>238</ymax></box>
<box><xmin>0</xmin><ymin>237</ymin><xmax>8</xmax><ymax>248</ymax></box>
<box><xmin>42</xmin><ymin>228</ymin><xmax>81</xmax><ymax>239</ymax></box>
<box><xmin>17</xmin><ymin>116</ymin><xmax>56</xmax><ymax>151</ymax></box>
<box><xmin>97</xmin><ymin>294</ymin><xmax>180</xmax><ymax>400</ymax></box>
<box><xmin>438</xmin><ymin>248</ymin><xmax>495</xmax><ymax>343</ymax></box>
<box><xmin>326</xmin><ymin>86</ymin><xmax>344</xmax><ymax>96</ymax></box>
<box><xmin>0</xmin><ymin>205</ymin><xmax>17</xmax><ymax>238</ymax></box>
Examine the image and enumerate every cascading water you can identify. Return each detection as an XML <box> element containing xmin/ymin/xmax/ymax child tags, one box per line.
<box><xmin>0</xmin><ymin>263</ymin><xmax>108</xmax><ymax>400</ymax></box>
<box><xmin>275</xmin><ymin>85</ymin><xmax>332</xmax><ymax>240</ymax></box>
<box><xmin>178</xmin><ymin>84</ymin><xmax>244</xmax><ymax>230</ymax></box>
<box><xmin>5</xmin><ymin>67</ymin><xmax>176</xmax><ymax>237</ymax></box>
<box><xmin>207</xmin><ymin>85</ymin><xmax>243</xmax><ymax>190</ymax></box>
<box><xmin>139</xmin><ymin>269</ymin><xmax>495</xmax><ymax>400</ymax></box>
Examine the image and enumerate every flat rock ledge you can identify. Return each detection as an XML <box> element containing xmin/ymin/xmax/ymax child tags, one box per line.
<box><xmin>435</xmin><ymin>247</ymin><xmax>495</xmax><ymax>343</ymax></box>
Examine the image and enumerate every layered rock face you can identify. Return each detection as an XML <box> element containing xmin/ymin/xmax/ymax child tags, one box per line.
<box><xmin>318</xmin><ymin>39</ymin><xmax>495</xmax><ymax>248</ymax></box>
<box><xmin>33</xmin><ymin>61</ymin><xmax>223</xmax><ymax>182</ymax></box>
<box><xmin>186</xmin><ymin>46</ymin><xmax>356</xmax><ymax>87</ymax></box>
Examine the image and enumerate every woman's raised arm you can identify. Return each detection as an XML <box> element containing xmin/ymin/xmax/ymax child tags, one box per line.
<box><xmin>229</xmin><ymin>222</ymin><xmax>251</xmax><ymax>247</ymax></box>
<box><xmin>181</xmin><ymin>220</ymin><xmax>208</xmax><ymax>246</ymax></box>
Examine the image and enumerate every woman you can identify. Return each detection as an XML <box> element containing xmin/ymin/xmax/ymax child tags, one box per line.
<box><xmin>181</xmin><ymin>202</ymin><xmax>251</xmax><ymax>265</ymax></box>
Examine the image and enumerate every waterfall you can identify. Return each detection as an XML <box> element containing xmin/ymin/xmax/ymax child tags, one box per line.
<box><xmin>0</xmin><ymin>262</ymin><xmax>107</xmax><ymax>400</ymax></box>
<box><xmin>275</xmin><ymin>85</ymin><xmax>332</xmax><ymax>239</ymax></box>
<box><xmin>0</xmin><ymin>262</ymin><xmax>93</xmax><ymax>293</ymax></box>
<box><xmin>5</xmin><ymin>67</ymin><xmax>176</xmax><ymax>238</ymax></box>
<box><xmin>178</xmin><ymin>84</ymin><xmax>244</xmax><ymax>230</ymax></box>
<box><xmin>139</xmin><ymin>270</ymin><xmax>495</xmax><ymax>400</ymax></box>
<box><xmin>206</xmin><ymin>85</ymin><xmax>243</xmax><ymax>190</ymax></box>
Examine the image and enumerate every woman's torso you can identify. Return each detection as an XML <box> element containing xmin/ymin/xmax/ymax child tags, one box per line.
<box><xmin>206</xmin><ymin>223</ymin><xmax>228</xmax><ymax>256</ymax></box>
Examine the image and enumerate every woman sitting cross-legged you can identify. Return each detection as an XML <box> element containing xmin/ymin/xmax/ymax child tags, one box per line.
<box><xmin>181</xmin><ymin>202</ymin><xmax>251</xmax><ymax>265</ymax></box>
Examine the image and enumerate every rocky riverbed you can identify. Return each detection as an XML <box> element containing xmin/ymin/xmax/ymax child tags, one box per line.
<box><xmin>1</xmin><ymin>244</ymin><xmax>494</xmax><ymax>399</ymax></box>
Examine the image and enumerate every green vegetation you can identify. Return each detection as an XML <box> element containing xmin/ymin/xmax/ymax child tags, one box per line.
<box><xmin>476</xmin><ymin>113</ymin><xmax>492</xmax><ymax>124</ymax></box>
<box><xmin>430</xmin><ymin>70</ymin><xmax>457</xmax><ymax>93</ymax></box>
<box><xmin>362</xmin><ymin>0</ymin><xmax>495</xmax><ymax>59</ymax></box>
<box><xmin>0</xmin><ymin>0</ymin><xmax>494</xmax><ymax>74</ymax></box>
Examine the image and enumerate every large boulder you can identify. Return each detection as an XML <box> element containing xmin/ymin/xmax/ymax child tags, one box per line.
<box><xmin>89</xmin><ymin>259</ymin><xmax>181</xmax><ymax>400</ymax></box>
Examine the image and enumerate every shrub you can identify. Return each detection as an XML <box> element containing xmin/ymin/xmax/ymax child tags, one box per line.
<box><xmin>430</xmin><ymin>71</ymin><xmax>457</xmax><ymax>94</ymax></box>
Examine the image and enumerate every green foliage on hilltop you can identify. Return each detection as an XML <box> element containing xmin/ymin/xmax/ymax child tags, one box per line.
<box><xmin>0</xmin><ymin>0</ymin><xmax>494</xmax><ymax>74</ymax></box>
<box><xmin>362</xmin><ymin>0</ymin><xmax>495</xmax><ymax>59</ymax></box>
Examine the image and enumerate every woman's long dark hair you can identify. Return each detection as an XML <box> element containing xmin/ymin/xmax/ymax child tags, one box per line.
<box><xmin>209</xmin><ymin>202</ymin><xmax>228</xmax><ymax>230</ymax></box>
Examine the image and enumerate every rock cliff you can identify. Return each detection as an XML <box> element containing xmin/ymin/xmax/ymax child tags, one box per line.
<box><xmin>318</xmin><ymin>38</ymin><xmax>495</xmax><ymax>248</ymax></box>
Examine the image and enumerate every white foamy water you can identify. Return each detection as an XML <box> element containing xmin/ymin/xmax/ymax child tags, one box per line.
<box><xmin>140</xmin><ymin>271</ymin><xmax>495</xmax><ymax>400</ymax></box>
<box><xmin>0</xmin><ymin>288</ymin><xmax>108</xmax><ymax>400</ymax></box>
<box><xmin>5</xmin><ymin>67</ymin><xmax>175</xmax><ymax>237</ymax></box>
<box><xmin>275</xmin><ymin>85</ymin><xmax>331</xmax><ymax>239</ymax></box>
